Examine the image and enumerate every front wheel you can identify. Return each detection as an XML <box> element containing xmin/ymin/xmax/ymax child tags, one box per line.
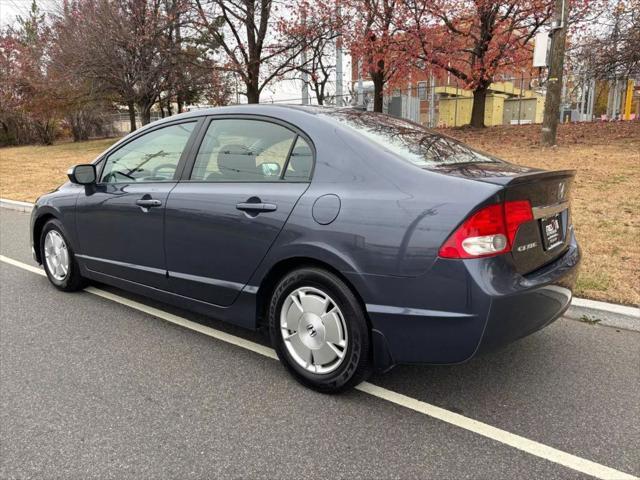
<box><xmin>40</xmin><ymin>219</ymin><xmax>87</xmax><ymax>292</ymax></box>
<box><xmin>268</xmin><ymin>268</ymin><xmax>371</xmax><ymax>393</ymax></box>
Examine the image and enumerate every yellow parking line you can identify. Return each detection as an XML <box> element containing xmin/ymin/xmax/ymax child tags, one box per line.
<box><xmin>1</xmin><ymin>254</ymin><xmax>637</xmax><ymax>480</ymax></box>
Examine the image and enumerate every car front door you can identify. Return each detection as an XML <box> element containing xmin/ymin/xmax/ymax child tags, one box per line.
<box><xmin>164</xmin><ymin>116</ymin><xmax>314</xmax><ymax>306</ymax></box>
<box><xmin>75</xmin><ymin>120</ymin><xmax>201</xmax><ymax>289</ymax></box>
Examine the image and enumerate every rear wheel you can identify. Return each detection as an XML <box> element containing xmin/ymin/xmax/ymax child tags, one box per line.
<box><xmin>268</xmin><ymin>268</ymin><xmax>371</xmax><ymax>393</ymax></box>
<box><xmin>40</xmin><ymin>219</ymin><xmax>86</xmax><ymax>292</ymax></box>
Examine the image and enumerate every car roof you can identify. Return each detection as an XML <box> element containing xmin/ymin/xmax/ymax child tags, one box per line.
<box><xmin>146</xmin><ymin>104</ymin><xmax>362</xmax><ymax>125</ymax></box>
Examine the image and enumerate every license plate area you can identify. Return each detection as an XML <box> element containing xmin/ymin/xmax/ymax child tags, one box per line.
<box><xmin>540</xmin><ymin>213</ymin><xmax>564</xmax><ymax>250</ymax></box>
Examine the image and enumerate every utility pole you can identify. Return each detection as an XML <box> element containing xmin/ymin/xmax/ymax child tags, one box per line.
<box><xmin>300</xmin><ymin>10</ymin><xmax>309</xmax><ymax>105</ymax></box>
<box><xmin>334</xmin><ymin>2</ymin><xmax>343</xmax><ymax>106</ymax></box>
<box><xmin>357</xmin><ymin>59</ymin><xmax>364</xmax><ymax>107</ymax></box>
<box><xmin>541</xmin><ymin>0</ymin><xmax>570</xmax><ymax>146</ymax></box>
<box><xmin>429</xmin><ymin>72</ymin><xmax>436</xmax><ymax>128</ymax></box>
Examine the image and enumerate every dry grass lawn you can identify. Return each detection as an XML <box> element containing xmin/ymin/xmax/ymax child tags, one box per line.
<box><xmin>0</xmin><ymin>138</ymin><xmax>118</xmax><ymax>202</ymax></box>
<box><xmin>1</xmin><ymin>122</ymin><xmax>638</xmax><ymax>305</ymax></box>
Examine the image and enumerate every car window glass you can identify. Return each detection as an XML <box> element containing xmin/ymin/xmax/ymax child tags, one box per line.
<box><xmin>324</xmin><ymin>110</ymin><xmax>500</xmax><ymax>167</ymax></box>
<box><xmin>190</xmin><ymin>119</ymin><xmax>301</xmax><ymax>182</ymax></box>
<box><xmin>284</xmin><ymin>137</ymin><xmax>313</xmax><ymax>181</ymax></box>
<box><xmin>101</xmin><ymin>122</ymin><xmax>195</xmax><ymax>183</ymax></box>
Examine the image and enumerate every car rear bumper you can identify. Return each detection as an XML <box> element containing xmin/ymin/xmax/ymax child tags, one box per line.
<box><xmin>360</xmin><ymin>232</ymin><xmax>581</xmax><ymax>371</ymax></box>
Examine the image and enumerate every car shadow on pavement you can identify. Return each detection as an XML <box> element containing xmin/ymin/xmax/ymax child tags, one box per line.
<box><xmin>368</xmin><ymin>319</ymin><xmax>604</xmax><ymax>416</ymax></box>
<box><xmin>93</xmin><ymin>278</ymin><xmax>629</xmax><ymax>427</ymax></box>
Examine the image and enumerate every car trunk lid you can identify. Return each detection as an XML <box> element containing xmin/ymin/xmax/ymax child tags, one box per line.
<box><xmin>434</xmin><ymin>162</ymin><xmax>576</xmax><ymax>274</ymax></box>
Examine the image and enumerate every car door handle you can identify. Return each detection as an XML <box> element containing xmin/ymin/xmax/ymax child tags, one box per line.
<box><xmin>236</xmin><ymin>202</ymin><xmax>277</xmax><ymax>213</ymax></box>
<box><xmin>136</xmin><ymin>199</ymin><xmax>162</xmax><ymax>208</ymax></box>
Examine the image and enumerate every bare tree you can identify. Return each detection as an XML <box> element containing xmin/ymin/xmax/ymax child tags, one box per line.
<box><xmin>54</xmin><ymin>0</ymin><xmax>183</xmax><ymax>130</ymax></box>
<box><xmin>192</xmin><ymin>0</ymin><xmax>310</xmax><ymax>103</ymax></box>
<box><xmin>573</xmin><ymin>0</ymin><xmax>639</xmax><ymax>80</ymax></box>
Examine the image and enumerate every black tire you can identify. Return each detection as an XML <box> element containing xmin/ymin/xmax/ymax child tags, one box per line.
<box><xmin>40</xmin><ymin>219</ymin><xmax>87</xmax><ymax>292</ymax></box>
<box><xmin>268</xmin><ymin>267</ymin><xmax>371</xmax><ymax>393</ymax></box>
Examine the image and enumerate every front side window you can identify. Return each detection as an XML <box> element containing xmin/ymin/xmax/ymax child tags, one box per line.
<box><xmin>101</xmin><ymin>122</ymin><xmax>195</xmax><ymax>183</ymax></box>
<box><xmin>190</xmin><ymin>119</ymin><xmax>312</xmax><ymax>182</ymax></box>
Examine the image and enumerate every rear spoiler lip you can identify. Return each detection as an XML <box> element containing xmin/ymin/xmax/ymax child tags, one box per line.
<box><xmin>463</xmin><ymin>168</ymin><xmax>577</xmax><ymax>187</ymax></box>
<box><xmin>427</xmin><ymin>160</ymin><xmax>576</xmax><ymax>187</ymax></box>
<box><xmin>503</xmin><ymin>169</ymin><xmax>576</xmax><ymax>185</ymax></box>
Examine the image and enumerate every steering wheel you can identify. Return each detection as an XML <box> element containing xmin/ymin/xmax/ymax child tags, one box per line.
<box><xmin>151</xmin><ymin>163</ymin><xmax>177</xmax><ymax>179</ymax></box>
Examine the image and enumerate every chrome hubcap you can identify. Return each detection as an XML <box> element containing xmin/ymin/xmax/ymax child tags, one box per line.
<box><xmin>280</xmin><ymin>286</ymin><xmax>348</xmax><ymax>374</ymax></box>
<box><xmin>44</xmin><ymin>230</ymin><xmax>69</xmax><ymax>281</ymax></box>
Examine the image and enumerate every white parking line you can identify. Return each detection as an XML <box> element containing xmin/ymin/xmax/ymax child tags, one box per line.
<box><xmin>1</xmin><ymin>254</ymin><xmax>637</xmax><ymax>480</ymax></box>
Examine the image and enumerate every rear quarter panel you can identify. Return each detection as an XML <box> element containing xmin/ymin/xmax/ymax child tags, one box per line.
<box><xmin>249</xmin><ymin>118</ymin><xmax>502</xmax><ymax>299</ymax></box>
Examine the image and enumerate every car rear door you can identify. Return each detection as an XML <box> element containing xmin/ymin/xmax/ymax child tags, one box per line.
<box><xmin>75</xmin><ymin>119</ymin><xmax>201</xmax><ymax>289</ymax></box>
<box><xmin>164</xmin><ymin>116</ymin><xmax>314</xmax><ymax>306</ymax></box>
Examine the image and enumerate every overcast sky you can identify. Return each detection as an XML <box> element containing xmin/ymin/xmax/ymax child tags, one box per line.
<box><xmin>1</xmin><ymin>0</ymin><xmax>57</xmax><ymax>25</ymax></box>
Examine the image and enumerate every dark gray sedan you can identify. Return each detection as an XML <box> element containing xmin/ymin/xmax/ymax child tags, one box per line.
<box><xmin>30</xmin><ymin>105</ymin><xmax>581</xmax><ymax>392</ymax></box>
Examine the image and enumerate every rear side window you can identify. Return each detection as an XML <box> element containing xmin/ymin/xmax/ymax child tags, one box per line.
<box><xmin>190</xmin><ymin>119</ymin><xmax>312</xmax><ymax>182</ymax></box>
<box><xmin>101</xmin><ymin>122</ymin><xmax>195</xmax><ymax>183</ymax></box>
<box><xmin>324</xmin><ymin>110</ymin><xmax>499</xmax><ymax>167</ymax></box>
<box><xmin>284</xmin><ymin>137</ymin><xmax>313</xmax><ymax>181</ymax></box>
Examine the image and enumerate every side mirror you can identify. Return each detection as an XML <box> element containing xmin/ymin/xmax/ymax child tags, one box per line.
<box><xmin>67</xmin><ymin>164</ymin><xmax>96</xmax><ymax>185</ymax></box>
<box><xmin>258</xmin><ymin>162</ymin><xmax>281</xmax><ymax>178</ymax></box>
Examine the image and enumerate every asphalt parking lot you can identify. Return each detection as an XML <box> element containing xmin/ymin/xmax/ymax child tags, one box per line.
<box><xmin>1</xmin><ymin>207</ymin><xmax>638</xmax><ymax>479</ymax></box>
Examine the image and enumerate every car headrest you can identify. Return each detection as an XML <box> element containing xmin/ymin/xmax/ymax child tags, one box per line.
<box><xmin>288</xmin><ymin>144</ymin><xmax>312</xmax><ymax>179</ymax></box>
<box><xmin>217</xmin><ymin>145</ymin><xmax>257</xmax><ymax>179</ymax></box>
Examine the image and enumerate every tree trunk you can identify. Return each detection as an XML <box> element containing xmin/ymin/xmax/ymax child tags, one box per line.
<box><xmin>315</xmin><ymin>81</ymin><xmax>325</xmax><ymax>105</ymax></box>
<box><xmin>137</xmin><ymin>99</ymin><xmax>153</xmax><ymax>125</ymax></box>
<box><xmin>371</xmin><ymin>71</ymin><xmax>384</xmax><ymax>113</ymax></box>
<box><xmin>470</xmin><ymin>86</ymin><xmax>488</xmax><ymax>128</ymax></box>
<box><xmin>127</xmin><ymin>101</ymin><xmax>137</xmax><ymax>132</ymax></box>
<box><xmin>246</xmin><ymin>83</ymin><xmax>260</xmax><ymax>103</ymax></box>
<box><xmin>541</xmin><ymin>0</ymin><xmax>570</xmax><ymax>146</ymax></box>
<box><xmin>35</xmin><ymin>119</ymin><xmax>56</xmax><ymax>145</ymax></box>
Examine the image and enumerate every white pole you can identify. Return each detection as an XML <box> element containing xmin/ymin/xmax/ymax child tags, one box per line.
<box><xmin>579</xmin><ymin>76</ymin><xmax>586</xmax><ymax>121</ymax></box>
<box><xmin>335</xmin><ymin>4</ymin><xmax>343</xmax><ymax>106</ymax></box>
<box><xmin>587</xmin><ymin>78</ymin><xmax>596</xmax><ymax>120</ymax></box>
<box><xmin>357</xmin><ymin>59</ymin><xmax>364</xmax><ymax>106</ymax></box>
<box><xmin>301</xmin><ymin>11</ymin><xmax>309</xmax><ymax>105</ymax></box>
<box><xmin>429</xmin><ymin>73</ymin><xmax>436</xmax><ymax>128</ymax></box>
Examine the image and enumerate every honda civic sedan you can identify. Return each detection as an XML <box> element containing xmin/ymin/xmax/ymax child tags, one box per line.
<box><xmin>31</xmin><ymin>105</ymin><xmax>581</xmax><ymax>392</ymax></box>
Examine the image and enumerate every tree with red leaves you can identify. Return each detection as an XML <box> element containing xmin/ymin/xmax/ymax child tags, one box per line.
<box><xmin>404</xmin><ymin>0</ymin><xmax>554</xmax><ymax>127</ymax></box>
<box><xmin>0</xmin><ymin>1</ymin><xmax>60</xmax><ymax>144</ymax></box>
<box><xmin>343</xmin><ymin>0</ymin><xmax>410</xmax><ymax>112</ymax></box>
<box><xmin>280</xmin><ymin>0</ymin><xmax>343</xmax><ymax>105</ymax></box>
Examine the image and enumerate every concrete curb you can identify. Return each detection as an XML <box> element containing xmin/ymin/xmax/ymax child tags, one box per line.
<box><xmin>0</xmin><ymin>198</ymin><xmax>34</xmax><ymax>213</ymax></box>
<box><xmin>566</xmin><ymin>298</ymin><xmax>639</xmax><ymax>332</ymax></box>
<box><xmin>1</xmin><ymin>197</ymin><xmax>638</xmax><ymax>331</ymax></box>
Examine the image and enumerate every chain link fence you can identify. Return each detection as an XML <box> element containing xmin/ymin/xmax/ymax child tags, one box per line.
<box><xmin>108</xmin><ymin>113</ymin><xmax>163</xmax><ymax>136</ymax></box>
<box><xmin>107</xmin><ymin>74</ymin><xmax>638</xmax><ymax>135</ymax></box>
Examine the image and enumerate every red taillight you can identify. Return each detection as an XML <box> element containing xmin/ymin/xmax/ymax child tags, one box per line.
<box><xmin>438</xmin><ymin>200</ymin><xmax>533</xmax><ymax>259</ymax></box>
<box><xmin>504</xmin><ymin>200</ymin><xmax>534</xmax><ymax>245</ymax></box>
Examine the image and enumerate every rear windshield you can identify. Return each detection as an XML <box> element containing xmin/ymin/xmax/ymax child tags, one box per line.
<box><xmin>324</xmin><ymin>110</ymin><xmax>500</xmax><ymax>167</ymax></box>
